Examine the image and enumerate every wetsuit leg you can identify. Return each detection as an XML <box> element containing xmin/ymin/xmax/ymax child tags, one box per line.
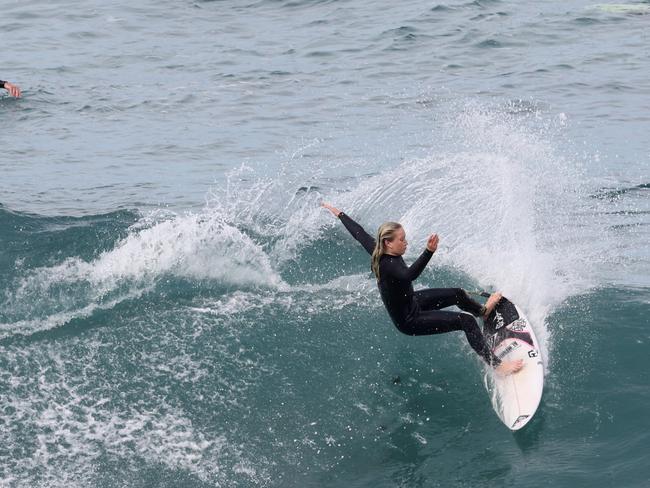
<box><xmin>399</xmin><ymin>310</ymin><xmax>500</xmax><ymax>365</ymax></box>
<box><xmin>414</xmin><ymin>288</ymin><xmax>483</xmax><ymax>316</ymax></box>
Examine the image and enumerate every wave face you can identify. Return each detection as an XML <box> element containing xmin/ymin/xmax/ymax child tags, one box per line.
<box><xmin>3</xmin><ymin>101</ymin><xmax>647</xmax><ymax>487</ymax></box>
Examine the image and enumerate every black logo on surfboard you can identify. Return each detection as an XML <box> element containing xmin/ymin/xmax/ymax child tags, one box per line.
<box><xmin>512</xmin><ymin>415</ymin><xmax>530</xmax><ymax>428</ymax></box>
<box><xmin>494</xmin><ymin>311</ymin><xmax>505</xmax><ymax>329</ymax></box>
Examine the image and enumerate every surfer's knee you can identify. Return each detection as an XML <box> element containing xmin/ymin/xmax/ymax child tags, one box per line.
<box><xmin>455</xmin><ymin>288</ymin><xmax>475</xmax><ymax>308</ymax></box>
<box><xmin>455</xmin><ymin>288</ymin><xmax>468</xmax><ymax>300</ymax></box>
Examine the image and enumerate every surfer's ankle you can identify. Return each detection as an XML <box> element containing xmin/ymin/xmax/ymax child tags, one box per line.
<box><xmin>495</xmin><ymin>359</ymin><xmax>524</xmax><ymax>376</ymax></box>
<box><xmin>482</xmin><ymin>292</ymin><xmax>503</xmax><ymax>318</ymax></box>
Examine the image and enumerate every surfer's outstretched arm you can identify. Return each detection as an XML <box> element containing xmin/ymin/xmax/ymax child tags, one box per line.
<box><xmin>321</xmin><ymin>202</ymin><xmax>375</xmax><ymax>255</ymax></box>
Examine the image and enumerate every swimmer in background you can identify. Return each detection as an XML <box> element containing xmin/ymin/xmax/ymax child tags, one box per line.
<box><xmin>1</xmin><ymin>80</ymin><xmax>21</xmax><ymax>98</ymax></box>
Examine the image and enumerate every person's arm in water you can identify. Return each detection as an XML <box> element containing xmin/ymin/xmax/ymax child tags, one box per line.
<box><xmin>0</xmin><ymin>80</ymin><xmax>21</xmax><ymax>98</ymax></box>
<box><xmin>381</xmin><ymin>234</ymin><xmax>438</xmax><ymax>282</ymax></box>
<box><xmin>321</xmin><ymin>202</ymin><xmax>376</xmax><ymax>255</ymax></box>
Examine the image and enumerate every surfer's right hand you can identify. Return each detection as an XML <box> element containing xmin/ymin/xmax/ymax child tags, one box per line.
<box><xmin>321</xmin><ymin>202</ymin><xmax>342</xmax><ymax>217</ymax></box>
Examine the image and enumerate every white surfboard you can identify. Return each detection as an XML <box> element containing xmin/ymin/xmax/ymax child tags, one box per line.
<box><xmin>482</xmin><ymin>296</ymin><xmax>544</xmax><ymax>431</ymax></box>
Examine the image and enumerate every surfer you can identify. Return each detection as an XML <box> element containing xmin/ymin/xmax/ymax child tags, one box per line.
<box><xmin>1</xmin><ymin>80</ymin><xmax>21</xmax><ymax>98</ymax></box>
<box><xmin>321</xmin><ymin>202</ymin><xmax>523</xmax><ymax>376</ymax></box>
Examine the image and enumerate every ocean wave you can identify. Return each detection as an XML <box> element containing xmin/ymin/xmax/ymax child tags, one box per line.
<box><xmin>1</xmin><ymin>211</ymin><xmax>285</xmax><ymax>338</ymax></box>
<box><xmin>591</xmin><ymin>182</ymin><xmax>650</xmax><ymax>201</ymax></box>
<box><xmin>2</xmin><ymin>104</ymin><xmax>612</xmax><ymax>355</ymax></box>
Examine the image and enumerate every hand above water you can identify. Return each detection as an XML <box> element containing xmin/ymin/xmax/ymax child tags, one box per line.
<box><xmin>2</xmin><ymin>81</ymin><xmax>21</xmax><ymax>98</ymax></box>
<box><xmin>321</xmin><ymin>202</ymin><xmax>342</xmax><ymax>217</ymax></box>
<box><xmin>426</xmin><ymin>234</ymin><xmax>439</xmax><ymax>253</ymax></box>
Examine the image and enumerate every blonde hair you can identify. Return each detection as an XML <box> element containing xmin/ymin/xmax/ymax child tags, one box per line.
<box><xmin>371</xmin><ymin>222</ymin><xmax>402</xmax><ymax>280</ymax></box>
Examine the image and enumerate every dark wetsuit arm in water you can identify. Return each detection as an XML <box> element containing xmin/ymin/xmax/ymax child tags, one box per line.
<box><xmin>338</xmin><ymin>212</ymin><xmax>376</xmax><ymax>255</ymax></box>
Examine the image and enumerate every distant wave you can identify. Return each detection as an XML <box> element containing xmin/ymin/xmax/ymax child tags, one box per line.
<box><xmin>591</xmin><ymin>182</ymin><xmax>650</xmax><ymax>201</ymax></box>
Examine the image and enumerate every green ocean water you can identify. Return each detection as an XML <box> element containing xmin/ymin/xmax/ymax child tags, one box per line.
<box><xmin>1</xmin><ymin>163</ymin><xmax>648</xmax><ymax>486</ymax></box>
<box><xmin>2</xmin><ymin>0</ymin><xmax>650</xmax><ymax>486</ymax></box>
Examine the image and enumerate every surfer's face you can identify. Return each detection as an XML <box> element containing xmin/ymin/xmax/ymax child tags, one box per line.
<box><xmin>385</xmin><ymin>228</ymin><xmax>407</xmax><ymax>256</ymax></box>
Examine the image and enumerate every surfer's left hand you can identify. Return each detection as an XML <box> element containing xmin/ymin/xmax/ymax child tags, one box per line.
<box><xmin>426</xmin><ymin>234</ymin><xmax>439</xmax><ymax>253</ymax></box>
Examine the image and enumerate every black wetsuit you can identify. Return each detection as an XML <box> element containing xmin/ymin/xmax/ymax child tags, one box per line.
<box><xmin>338</xmin><ymin>212</ymin><xmax>500</xmax><ymax>366</ymax></box>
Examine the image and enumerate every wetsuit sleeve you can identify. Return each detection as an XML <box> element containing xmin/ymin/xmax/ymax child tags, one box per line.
<box><xmin>382</xmin><ymin>249</ymin><xmax>433</xmax><ymax>281</ymax></box>
<box><xmin>338</xmin><ymin>212</ymin><xmax>376</xmax><ymax>255</ymax></box>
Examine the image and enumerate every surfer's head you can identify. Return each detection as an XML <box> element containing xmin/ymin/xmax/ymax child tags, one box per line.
<box><xmin>371</xmin><ymin>222</ymin><xmax>406</xmax><ymax>279</ymax></box>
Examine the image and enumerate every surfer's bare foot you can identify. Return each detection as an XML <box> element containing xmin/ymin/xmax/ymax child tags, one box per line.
<box><xmin>495</xmin><ymin>359</ymin><xmax>524</xmax><ymax>376</ymax></box>
<box><xmin>482</xmin><ymin>292</ymin><xmax>503</xmax><ymax>319</ymax></box>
